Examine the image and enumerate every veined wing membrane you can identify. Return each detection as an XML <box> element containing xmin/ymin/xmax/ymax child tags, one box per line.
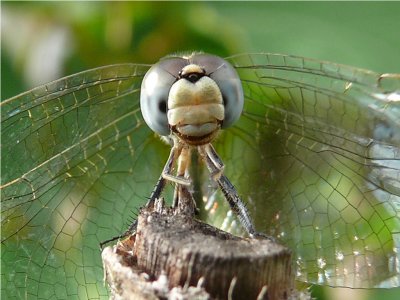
<box><xmin>2</xmin><ymin>53</ymin><xmax>400</xmax><ymax>299</ymax></box>
<box><xmin>223</xmin><ymin>53</ymin><xmax>400</xmax><ymax>288</ymax></box>
<box><xmin>0</xmin><ymin>63</ymin><xmax>172</xmax><ymax>299</ymax></box>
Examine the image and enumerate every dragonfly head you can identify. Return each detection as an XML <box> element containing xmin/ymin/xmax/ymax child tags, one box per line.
<box><xmin>140</xmin><ymin>53</ymin><xmax>244</xmax><ymax>145</ymax></box>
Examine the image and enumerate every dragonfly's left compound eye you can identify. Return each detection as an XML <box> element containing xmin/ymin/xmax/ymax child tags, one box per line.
<box><xmin>140</xmin><ymin>58</ymin><xmax>187</xmax><ymax>136</ymax></box>
<box><xmin>140</xmin><ymin>53</ymin><xmax>244</xmax><ymax>138</ymax></box>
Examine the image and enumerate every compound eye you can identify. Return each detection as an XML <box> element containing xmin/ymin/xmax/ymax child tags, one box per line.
<box><xmin>191</xmin><ymin>54</ymin><xmax>244</xmax><ymax>128</ymax></box>
<box><xmin>140</xmin><ymin>58</ymin><xmax>186</xmax><ymax>136</ymax></box>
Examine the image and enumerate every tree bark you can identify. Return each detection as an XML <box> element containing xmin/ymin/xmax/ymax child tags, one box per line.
<box><xmin>102</xmin><ymin>197</ymin><xmax>305</xmax><ymax>300</ymax></box>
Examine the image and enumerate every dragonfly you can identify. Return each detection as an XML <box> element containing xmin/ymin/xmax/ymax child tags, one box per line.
<box><xmin>1</xmin><ymin>52</ymin><xmax>399</xmax><ymax>299</ymax></box>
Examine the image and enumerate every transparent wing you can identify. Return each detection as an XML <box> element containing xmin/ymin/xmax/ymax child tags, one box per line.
<box><xmin>221</xmin><ymin>53</ymin><xmax>400</xmax><ymax>288</ymax></box>
<box><xmin>1</xmin><ymin>64</ymin><xmax>171</xmax><ymax>299</ymax></box>
<box><xmin>2</xmin><ymin>54</ymin><xmax>400</xmax><ymax>300</ymax></box>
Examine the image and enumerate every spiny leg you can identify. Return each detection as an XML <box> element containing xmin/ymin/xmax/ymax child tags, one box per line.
<box><xmin>101</xmin><ymin>144</ymin><xmax>187</xmax><ymax>248</ymax></box>
<box><xmin>100</xmin><ymin>173</ymin><xmax>168</xmax><ymax>248</ymax></box>
<box><xmin>199</xmin><ymin>145</ymin><xmax>269</xmax><ymax>239</ymax></box>
<box><xmin>130</xmin><ymin>144</ymin><xmax>188</xmax><ymax>227</ymax></box>
<box><xmin>204</xmin><ymin>144</ymin><xmax>225</xmax><ymax>175</ymax></box>
<box><xmin>126</xmin><ymin>145</ymin><xmax>182</xmax><ymax>235</ymax></box>
<box><xmin>217</xmin><ymin>174</ymin><xmax>258</xmax><ymax>237</ymax></box>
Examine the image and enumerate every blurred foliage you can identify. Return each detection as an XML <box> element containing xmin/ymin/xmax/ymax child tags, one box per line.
<box><xmin>2</xmin><ymin>1</ymin><xmax>246</xmax><ymax>98</ymax></box>
<box><xmin>1</xmin><ymin>2</ymin><xmax>400</xmax><ymax>300</ymax></box>
<box><xmin>3</xmin><ymin>1</ymin><xmax>400</xmax><ymax>99</ymax></box>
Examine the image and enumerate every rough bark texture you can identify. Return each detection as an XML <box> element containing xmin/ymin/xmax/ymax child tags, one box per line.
<box><xmin>102</xmin><ymin>198</ymin><xmax>307</xmax><ymax>300</ymax></box>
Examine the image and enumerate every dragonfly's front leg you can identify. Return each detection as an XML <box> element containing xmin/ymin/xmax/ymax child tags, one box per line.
<box><xmin>203</xmin><ymin>144</ymin><xmax>225</xmax><ymax>181</ymax></box>
<box><xmin>199</xmin><ymin>144</ymin><xmax>268</xmax><ymax>239</ymax></box>
<box><xmin>109</xmin><ymin>144</ymin><xmax>190</xmax><ymax>244</ymax></box>
<box><xmin>172</xmin><ymin>146</ymin><xmax>192</xmax><ymax>208</ymax></box>
<box><xmin>145</xmin><ymin>143</ymin><xmax>190</xmax><ymax>209</ymax></box>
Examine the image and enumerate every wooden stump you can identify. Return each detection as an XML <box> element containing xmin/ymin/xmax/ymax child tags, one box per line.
<box><xmin>102</xmin><ymin>198</ymin><xmax>304</xmax><ymax>300</ymax></box>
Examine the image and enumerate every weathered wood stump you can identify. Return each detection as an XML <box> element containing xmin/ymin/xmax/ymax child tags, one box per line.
<box><xmin>102</xmin><ymin>197</ymin><xmax>305</xmax><ymax>299</ymax></box>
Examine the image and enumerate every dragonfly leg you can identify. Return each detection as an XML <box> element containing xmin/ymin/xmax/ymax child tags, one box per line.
<box><xmin>172</xmin><ymin>146</ymin><xmax>192</xmax><ymax>208</ymax></box>
<box><xmin>173</xmin><ymin>147</ymin><xmax>197</xmax><ymax>214</ymax></box>
<box><xmin>101</xmin><ymin>144</ymin><xmax>188</xmax><ymax>248</ymax></box>
<box><xmin>203</xmin><ymin>144</ymin><xmax>225</xmax><ymax>181</ymax></box>
<box><xmin>129</xmin><ymin>144</ymin><xmax>187</xmax><ymax>233</ymax></box>
<box><xmin>162</xmin><ymin>143</ymin><xmax>191</xmax><ymax>186</ymax></box>
<box><xmin>199</xmin><ymin>145</ymin><xmax>270</xmax><ymax>239</ymax></box>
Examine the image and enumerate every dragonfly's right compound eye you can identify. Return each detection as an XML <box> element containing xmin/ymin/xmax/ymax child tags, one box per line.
<box><xmin>140</xmin><ymin>58</ymin><xmax>187</xmax><ymax>136</ymax></box>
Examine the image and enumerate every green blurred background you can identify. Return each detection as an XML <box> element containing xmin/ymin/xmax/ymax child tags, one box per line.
<box><xmin>2</xmin><ymin>1</ymin><xmax>400</xmax><ymax>299</ymax></box>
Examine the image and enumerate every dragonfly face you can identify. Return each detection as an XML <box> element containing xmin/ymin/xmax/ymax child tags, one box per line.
<box><xmin>140</xmin><ymin>53</ymin><xmax>243</xmax><ymax>145</ymax></box>
<box><xmin>1</xmin><ymin>53</ymin><xmax>400</xmax><ymax>299</ymax></box>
